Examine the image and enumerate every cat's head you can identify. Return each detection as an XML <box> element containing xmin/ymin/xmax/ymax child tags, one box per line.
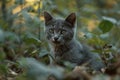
<box><xmin>44</xmin><ymin>11</ymin><xmax>76</xmax><ymax>45</ymax></box>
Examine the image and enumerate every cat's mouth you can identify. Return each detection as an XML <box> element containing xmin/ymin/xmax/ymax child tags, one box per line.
<box><xmin>51</xmin><ymin>37</ymin><xmax>61</xmax><ymax>44</ymax></box>
<box><xmin>52</xmin><ymin>41</ymin><xmax>61</xmax><ymax>44</ymax></box>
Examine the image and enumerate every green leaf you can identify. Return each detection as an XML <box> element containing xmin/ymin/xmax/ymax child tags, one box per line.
<box><xmin>24</xmin><ymin>36</ymin><xmax>41</xmax><ymax>45</ymax></box>
<box><xmin>0</xmin><ymin>52</ymin><xmax>6</xmax><ymax>60</ymax></box>
<box><xmin>18</xmin><ymin>58</ymin><xmax>63</xmax><ymax>80</ymax></box>
<box><xmin>92</xmin><ymin>50</ymin><xmax>102</xmax><ymax>54</ymax></box>
<box><xmin>98</xmin><ymin>20</ymin><xmax>114</xmax><ymax>33</ymax></box>
<box><xmin>39</xmin><ymin>50</ymin><xmax>48</xmax><ymax>58</ymax></box>
<box><xmin>0</xmin><ymin>64</ymin><xmax>8</xmax><ymax>74</ymax></box>
<box><xmin>23</xmin><ymin>33</ymin><xmax>41</xmax><ymax>45</ymax></box>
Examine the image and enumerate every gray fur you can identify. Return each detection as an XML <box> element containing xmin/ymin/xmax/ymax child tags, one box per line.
<box><xmin>44</xmin><ymin>12</ymin><xmax>105</xmax><ymax>71</ymax></box>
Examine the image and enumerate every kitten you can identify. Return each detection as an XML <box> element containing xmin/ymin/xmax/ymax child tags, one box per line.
<box><xmin>44</xmin><ymin>11</ymin><xmax>105</xmax><ymax>71</ymax></box>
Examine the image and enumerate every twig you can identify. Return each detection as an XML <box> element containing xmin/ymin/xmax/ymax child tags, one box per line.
<box><xmin>37</xmin><ymin>0</ymin><xmax>42</xmax><ymax>51</ymax></box>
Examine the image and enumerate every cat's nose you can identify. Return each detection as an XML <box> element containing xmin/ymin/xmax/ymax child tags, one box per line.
<box><xmin>54</xmin><ymin>37</ymin><xmax>58</xmax><ymax>41</ymax></box>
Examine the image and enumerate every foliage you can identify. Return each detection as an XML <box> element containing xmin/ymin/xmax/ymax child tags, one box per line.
<box><xmin>0</xmin><ymin>0</ymin><xmax>120</xmax><ymax>80</ymax></box>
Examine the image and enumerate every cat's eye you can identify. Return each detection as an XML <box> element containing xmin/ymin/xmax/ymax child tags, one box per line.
<box><xmin>60</xmin><ymin>30</ymin><xmax>66</xmax><ymax>34</ymax></box>
<box><xmin>49</xmin><ymin>29</ymin><xmax>54</xmax><ymax>33</ymax></box>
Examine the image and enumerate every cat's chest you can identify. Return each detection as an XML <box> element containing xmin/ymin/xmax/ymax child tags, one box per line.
<box><xmin>53</xmin><ymin>45</ymin><xmax>70</xmax><ymax>56</ymax></box>
<box><xmin>53</xmin><ymin>46</ymin><xmax>84</xmax><ymax>64</ymax></box>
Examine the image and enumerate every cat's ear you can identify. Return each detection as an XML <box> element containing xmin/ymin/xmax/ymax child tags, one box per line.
<box><xmin>65</xmin><ymin>13</ymin><xmax>76</xmax><ymax>26</ymax></box>
<box><xmin>44</xmin><ymin>11</ymin><xmax>53</xmax><ymax>24</ymax></box>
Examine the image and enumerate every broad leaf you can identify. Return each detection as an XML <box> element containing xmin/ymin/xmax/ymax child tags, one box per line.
<box><xmin>98</xmin><ymin>20</ymin><xmax>114</xmax><ymax>33</ymax></box>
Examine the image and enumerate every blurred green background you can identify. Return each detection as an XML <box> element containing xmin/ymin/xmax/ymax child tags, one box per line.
<box><xmin>0</xmin><ymin>0</ymin><xmax>120</xmax><ymax>80</ymax></box>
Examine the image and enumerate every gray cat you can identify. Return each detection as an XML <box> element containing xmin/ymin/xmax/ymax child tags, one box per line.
<box><xmin>44</xmin><ymin>12</ymin><xmax>105</xmax><ymax>71</ymax></box>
